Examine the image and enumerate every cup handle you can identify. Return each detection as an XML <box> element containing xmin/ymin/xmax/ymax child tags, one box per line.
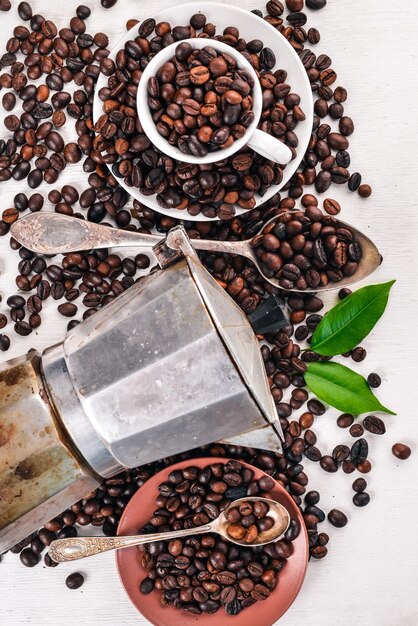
<box><xmin>246</xmin><ymin>129</ymin><xmax>293</xmax><ymax>165</ymax></box>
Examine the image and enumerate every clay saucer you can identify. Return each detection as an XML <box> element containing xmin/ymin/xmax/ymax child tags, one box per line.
<box><xmin>116</xmin><ymin>457</ymin><xmax>308</xmax><ymax>626</ymax></box>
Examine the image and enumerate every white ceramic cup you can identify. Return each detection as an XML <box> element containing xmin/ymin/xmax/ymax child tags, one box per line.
<box><xmin>137</xmin><ymin>38</ymin><xmax>293</xmax><ymax>166</ymax></box>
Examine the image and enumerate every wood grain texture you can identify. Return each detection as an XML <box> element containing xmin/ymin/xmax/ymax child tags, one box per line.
<box><xmin>0</xmin><ymin>1</ymin><xmax>417</xmax><ymax>625</ymax></box>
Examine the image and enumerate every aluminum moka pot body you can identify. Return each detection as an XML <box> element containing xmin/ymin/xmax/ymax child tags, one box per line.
<box><xmin>43</xmin><ymin>233</ymin><xmax>282</xmax><ymax>478</ymax></box>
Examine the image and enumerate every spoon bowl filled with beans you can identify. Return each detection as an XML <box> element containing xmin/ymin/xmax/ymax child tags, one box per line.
<box><xmin>248</xmin><ymin>207</ymin><xmax>382</xmax><ymax>291</ymax></box>
<box><xmin>138</xmin><ymin>38</ymin><xmax>293</xmax><ymax>165</ymax></box>
<box><xmin>222</xmin><ymin>497</ymin><xmax>290</xmax><ymax>546</ymax></box>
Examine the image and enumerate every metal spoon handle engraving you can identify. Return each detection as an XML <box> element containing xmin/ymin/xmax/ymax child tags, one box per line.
<box><xmin>11</xmin><ymin>212</ymin><xmax>255</xmax><ymax>259</ymax></box>
<box><xmin>10</xmin><ymin>212</ymin><xmax>162</xmax><ymax>255</ymax></box>
<box><xmin>48</xmin><ymin>523</ymin><xmax>214</xmax><ymax>563</ymax></box>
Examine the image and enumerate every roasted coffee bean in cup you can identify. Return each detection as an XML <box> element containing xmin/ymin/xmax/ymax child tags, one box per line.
<box><xmin>251</xmin><ymin>207</ymin><xmax>363</xmax><ymax>290</ymax></box>
<box><xmin>149</xmin><ymin>43</ymin><xmax>255</xmax><ymax>158</ymax></box>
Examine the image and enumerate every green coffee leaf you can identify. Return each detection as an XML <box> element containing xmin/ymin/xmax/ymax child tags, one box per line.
<box><xmin>311</xmin><ymin>281</ymin><xmax>395</xmax><ymax>356</ymax></box>
<box><xmin>305</xmin><ymin>361</ymin><xmax>396</xmax><ymax>415</ymax></box>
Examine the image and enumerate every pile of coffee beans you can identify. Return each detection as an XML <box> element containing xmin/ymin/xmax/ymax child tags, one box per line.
<box><xmin>149</xmin><ymin>43</ymin><xmax>256</xmax><ymax>157</ymax></box>
<box><xmin>226</xmin><ymin>499</ymin><xmax>274</xmax><ymax>543</ymax></box>
<box><xmin>251</xmin><ymin>207</ymin><xmax>362</xmax><ymax>289</ymax></box>
<box><xmin>96</xmin><ymin>14</ymin><xmax>304</xmax><ymax>218</ymax></box>
<box><xmin>138</xmin><ymin>462</ymin><xmax>299</xmax><ymax>616</ymax></box>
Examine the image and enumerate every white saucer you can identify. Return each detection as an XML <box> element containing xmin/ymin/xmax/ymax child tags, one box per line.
<box><xmin>92</xmin><ymin>1</ymin><xmax>313</xmax><ymax>222</ymax></box>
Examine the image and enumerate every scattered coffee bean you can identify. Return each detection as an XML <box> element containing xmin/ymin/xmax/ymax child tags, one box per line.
<box><xmin>353</xmin><ymin>492</ymin><xmax>370</xmax><ymax>507</ymax></box>
<box><xmin>350</xmin><ymin>439</ymin><xmax>368</xmax><ymax>464</ymax></box>
<box><xmin>65</xmin><ymin>572</ymin><xmax>85</xmax><ymax>589</ymax></box>
<box><xmin>351</xmin><ymin>346</ymin><xmax>366</xmax><ymax>362</ymax></box>
<box><xmin>327</xmin><ymin>509</ymin><xmax>347</xmax><ymax>528</ymax></box>
<box><xmin>337</xmin><ymin>413</ymin><xmax>354</xmax><ymax>428</ymax></box>
<box><xmin>306</xmin><ymin>0</ymin><xmax>327</xmax><ymax>9</ymax></box>
<box><xmin>363</xmin><ymin>415</ymin><xmax>385</xmax><ymax>435</ymax></box>
<box><xmin>20</xmin><ymin>548</ymin><xmax>40</xmax><ymax>567</ymax></box>
<box><xmin>57</xmin><ymin>303</ymin><xmax>78</xmax><ymax>317</ymax></box>
<box><xmin>349</xmin><ymin>423</ymin><xmax>364</xmax><ymax>438</ymax></box>
<box><xmin>358</xmin><ymin>184</ymin><xmax>372</xmax><ymax>198</ymax></box>
<box><xmin>0</xmin><ymin>334</ymin><xmax>11</xmax><ymax>351</ymax></box>
<box><xmin>352</xmin><ymin>478</ymin><xmax>367</xmax><ymax>493</ymax></box>
<box><xmin>367</xmin><ymin>372</ymin><xmax>381</xmax><ymax>388</ymax></box>
<box><xmin>392</xmin><ymin>443</ymin><xmax>411</xmax><ymax>460</ymax></box>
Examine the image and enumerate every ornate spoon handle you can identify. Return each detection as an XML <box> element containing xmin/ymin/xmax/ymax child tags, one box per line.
<box><xmin>11</xmin><ymin>212</ymin><xmax>161</xmax><ymax>254</ymax></box>
<box><xmin>11</xmin><ymin>212</ymin><xmax>256</xmax><ymax>259</ymax></box>
<box><xmin>48</xmin><ymin>523</ymin><xmax>213</xmax><ymax>563</ymax></box>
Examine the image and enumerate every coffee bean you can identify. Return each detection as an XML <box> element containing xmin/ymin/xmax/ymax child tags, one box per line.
<box><xmin>337</xmin><ymin>413</ymin><xmax>354</xmax><ymax>428</ymax></box>
<box><xmin>57</xmin><ymin>303</ymin><xmax>77</xmax><ymax>317</ymax></box>
<box><xmin>352</xmin><ymin>478</ymin><xmax>367</xmax><ymax>493</ymax></box>
<box><xmin>363</xmin><ymin>415</ymin><xmax>386</xmax><ymax>435</ymax></box>
<box><xmin>348</xmin><ymin>172</ymin><xmax>361</xmax><ymax>192</ymax></box>
<box><xmin>339</xmin><ymin>116</ymin><xmax>354</xmax><ymax>136</ymax></box>
<box><xmin>14</xmin><ymin>321</ymin><xmax>32</xmax><ymax>336</ymax></box>
<box><xmin>307</xmin><ymin>399</ymin><xmax>326</xmax><ymax>415</ymax></box>
<box><xmin>358</xmin><ymin>184</ymin><xmax>372</xmax><ymax>198</ymax></box>
<box><xmin>305</xmin><ymin>446</ymin><xmax>321</xmax><ymax>462</ymax></box>
<box><xmin>320</xmin><ymin>455</ymin><xmax>338</xmax><ymax>472</ymax></box>
<box><xmin>251</xmin><ymin>584</ymin><xmax>270</xmax><ymax>601</ymax></box>
<box><xmin>306</xmin><ymin>0</ymin><xmax>327</xmax><ymax>8</ymax></box>
<box><xmin>65</xmin><ymin>572</ymin><xmax>85</xmax><ymax>589</ymax></box>
<box><xmin>0</xmin><ymin>334</ymin><xmax>11</xmax><ymax>351</ymax></box>
<box><xmin>353</xmin><ymin>492</ymin><xmax>370</xmax><ymax>507</ymax></box>
<box><xmin>367</xmin><ymin>372</ymin><xmax>381</xmax><ymax>388</ymax></box>
<box><xmin>327</xmin><ymin>509</ymin><xmax>347</xmax><ymax>528</ymax></box>
<box><xmin>392</xmin><ymin>443</ymin><xmax>411</xmax><ymax>460</ymax></box>
<box><xmin>350</xmin><ymin>439</ymin><xmax>368</xmax><ymax>464</ymax></box>
<box><xmin>323</xmin><ymin>198</ymin><xmax>340</xmax><ymax>215</ymax></box>
<box><xmin>7</xmin><ymin>295</ymin><xmax>26</xmax><ymax>309</ymax></box>
<box><xmin>332</xmin><ymin>445</ymin><xmax>350</xmax><ymax>462</ymax></box>
<box><xmin>349</xmin><ymin>423</ymin><xmax>364</xmax><ymax>438</ymax></box>
<box><xmin>342</xmin><ymin>460</ymin><xmax>356</xmax><ymax>474</ymax></box>
<box><xmin>20</xmin><ymin>548</ymin><xmax>40</xmax><ymax>567</ymax></box>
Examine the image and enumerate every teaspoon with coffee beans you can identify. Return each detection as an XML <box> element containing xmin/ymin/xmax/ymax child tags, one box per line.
<box><xmin>12</xmin><ymin>209</ymin><xmax>381</xmax><ymax>293</ymax></box>
<box><xmin>48</xmin><ymin>497</ymin><xmax>290</xmax><ymax>563</ymax></box>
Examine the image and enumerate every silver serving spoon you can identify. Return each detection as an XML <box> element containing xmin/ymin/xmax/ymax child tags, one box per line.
<box><xmin>48</xmin><ymin>497</ymin><xmax>290</xmax><ymax>563</ymax></box>
<box><xmin>11</xmin><ymin>212</ymin><xmax>381</xmax><ymax>293</ymax></box>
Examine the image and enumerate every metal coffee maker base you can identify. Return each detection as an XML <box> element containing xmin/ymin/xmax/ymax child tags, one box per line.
<box><xmin>0</xmin><ymin>353</ymin><xmax>100</xmax><ymax>553</ymax></box>
<box><xmin>0</xmin><ymin>227</ymin><xmax>282</xmax><ymax>552</ymax></box>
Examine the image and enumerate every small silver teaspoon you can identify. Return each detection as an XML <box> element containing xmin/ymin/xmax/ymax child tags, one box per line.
<box><xmin>48</xmin><ymin>497</ymin><xmax>290</xmax><ymax>563</ymax></box>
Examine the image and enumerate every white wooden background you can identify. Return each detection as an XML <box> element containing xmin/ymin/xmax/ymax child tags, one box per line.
<box><xmin>1</xmin><ymin>1</ymin><xmax>418</xmax><ymax>625</ymax></box>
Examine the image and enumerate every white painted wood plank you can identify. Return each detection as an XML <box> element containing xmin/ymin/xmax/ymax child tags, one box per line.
<box><xmin>0</xmin><ymin>1</ymin><xmax>417</xmax><ymax>625</ymax></box>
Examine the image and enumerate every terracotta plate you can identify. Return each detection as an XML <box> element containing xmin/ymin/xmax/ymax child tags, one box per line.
<box><xmin>116</xmin><ymin>457</ymin><xmax>308</xmax><ymax>626</ymax></box>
